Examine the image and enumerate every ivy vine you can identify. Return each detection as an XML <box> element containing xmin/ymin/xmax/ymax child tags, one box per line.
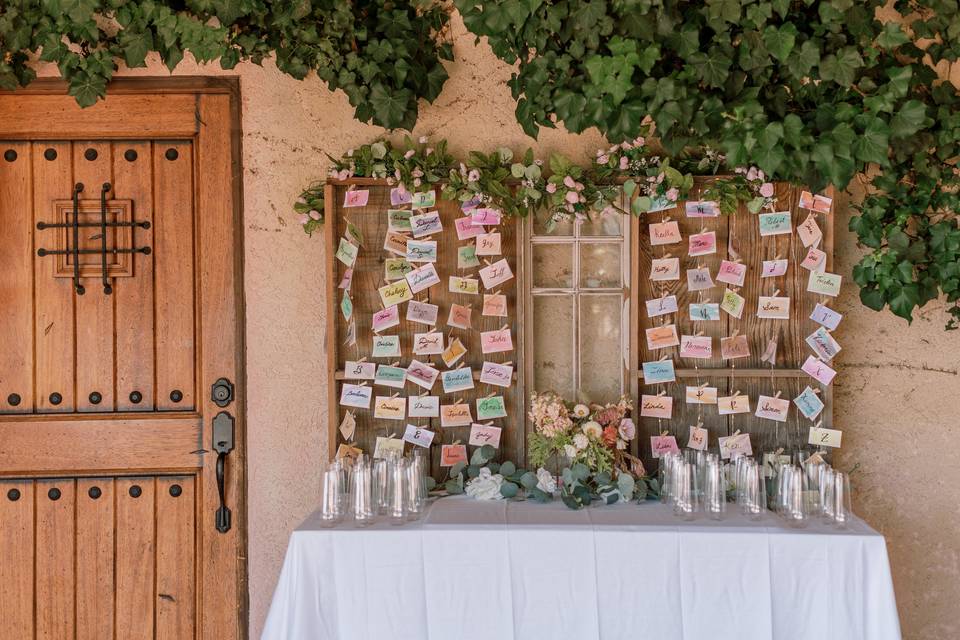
<box><xmin>0</xmin><ymin>0</ymin><xmax>451</xmax><ymax>129</ymax></box>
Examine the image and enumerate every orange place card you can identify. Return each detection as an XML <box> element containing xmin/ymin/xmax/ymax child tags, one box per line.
<box><xmin>448</xmin><ymin>303</ymin><xmax>473</xmax><ymax>329</ymax></box>
<box><xmin>383</xmin><ymin>230</ymin><xmax>410</xmax><ymax>256</ymax></box>
<box><xmin>649</xmin><ymin>220</ymin><xmax>682</xmax><ymax>245</ymax></box>
<box><xmin>687</xmin><ymin>425</ymin><xmax>708</xmax><ymax>450</ymax></box>
<box><xmin>336</xmin><ymin>443</ymin><xmax>363</xmax><ymax>462</ymax></box>
<box><xmin>482</xmin><ymin>293</ymin><xmax>508</xmax><ymax>317</ymax></box>
<box><xmin>797</xmin><ymin>213</ymin><xmax>822</xmax><ymax>247</ymax></box>
<box><xmin>799</xmin><ymin>190</ymin><xmax>832</xmax><ymax>214</ymax></box>
<box><xmin>440</xmin><ymin>403</ymin><xmax>473</xmax><ymax>427</ymax></box>
<box><xmin>685</xmin><ymin>386</ymin><xmax>718</xmax><ymax>404</ymax></box>
<box><xmin>645</xmin><ymin>324</ymin><xmax>680</xmax><ymax>350</ymax></box>
<box><xmin>373</xmin><ymin>396</ymin><xmax>406</xmax><ymax>420</ymax></box>
<box><xmin>720</xmin><ymin>335</ymin><xmax>750</xmax><ymax>360</ymax></box>
<box><xmin>440</xmin><ymin>444</ymin><xmax>468</xmax><ymax>467</ymax></box>
<box><xmin>640</xmin><ymin>394</ymin><xmax>673</xmax><ymax>419</ymax></box>
<box><xmin>718</xmin><ymin>394</ymin><xmax>751</xmax><ymax>415</ymax></box>
<box><xmin>441</xmin><ymin>338</ymin><xmax>468</xmax><ymax>368</ymax></box>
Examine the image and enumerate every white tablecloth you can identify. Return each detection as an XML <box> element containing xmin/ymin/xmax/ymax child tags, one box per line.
<box><xmin>262</xmin><ymin>496</ymin><xmax>900</xmax><ymax>640</ymax></box>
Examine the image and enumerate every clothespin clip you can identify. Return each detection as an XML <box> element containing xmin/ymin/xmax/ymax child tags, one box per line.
<box><xmin>775</xmin><ymin>447</ymin><xmax>784</xmax><ymax>456</ymax></box>
<box><xmin>733</xmin><ymin>429</ymin><xmax>741</xmax><ymax>436</ymax></box>
<box><xmin>391</xmin><ymin>392</ymin><xmax>399</xmax><ymax>399</ymax></box>
<box><xmin>662</xmin><ymin>252</ymin><xmax>673</xmax><ymax>259</ymax></box>
<box><xmin>663</xmin><ymin>215</ymin><xmax>672</xmax><ymax>222</ymax></box>
<box><xmin>499</xmin><ymin>324</ymin><xmax>510</xmax><ymax>333</ymax></box>
<box><xmin>661</xmin><ymin>430</ymin><xmax>669</xmax><ymax>437</ymax></box>
<box><xmin>774</xmin><ymin>253</ymin><xmax>782</xmax><ymax>261</ymax></box>
<box><xmin>774</xmin><ymin>390</ymin><xmax>782</xmax><ymax>399</ymax></box>
<box><xmin>657</xmin><ymin>390</ymin><xmax>667</xmax><ymax>397</ymax></box>
<box><xmin>484</xmin><ymin>391</ymin><xmax>496</xmax><ymax>399</ymax></box>
<box><xmin>696</xmin><ymin>419</ymin><xmax>704</xmax><ymax>429</ymax></box>
<box><xmin>454</xmin><ymin>397</ymin><xmax>464</xmax><ymax>405</ymax></box>
<box><xmin>729</xmin><ymin>329</ymin><xmax>739</xmax><ymax>339</ymax></box>
<box><xmin>695</xmin><ymin>330</ymin><xmax>705</xmax><ymax>337</ymax></box>
<box><xmin>772</xmin><ymin>289</ymin><xmax>781</xmax><ymax>297</ymax></box>
<box><xmin>815</xmin><ymin>419</ymin><xmax>824</xmax><ymax>428</ymax></box>
<box><xmin>453</xmin><ymin>439</ymin><xmax>462</xmax><ymax>446</ymax></box>
<box><xmin>483</xmin><ymin>421</ymin><xmax>494</xmax><ymax>427</ymax></box>
<box><xmin>813</xmin><ymin>388</ymin><xmax>822</xmax><ymax>395</ymax></box>
<box><xmin>492</xmin><ymin>289</ymin><xmax>501</xmax><ymax>296</ymax></box>
<box><xmin>391</xmin><ymin>360</ymin><xmax>400</xmax><ymax>367</ymax></box>
<box><xmin>503</xmin><ymin>361</ymin><xmax>513</xmax><ymax>367</ymax></box>
<box><xmin>698</xmin><ymin>382</ymin><xmax>708</xmax><ymax>390</ymax></box>
<box><xmin>659</xmin><ymin>354</ymin><xmax>670</xmax><ymax>362</ymax></box>
<box><xmin>733</xmin><ymin>389</ymin><xmax>741</xmax><ymax>397</ymax></box>
<box><xmin>419</xmin><ymin>390</ymin><xmax>429</xmax><ymax>397</ymax></box>
<box><xmin>357</xmin><ymin>381</ymin><xmax>369</xmax><ymax>387</ymax></box>
<box><xmin>483</xmin><ymin>258</ymin><xmax>493</xmax><ymax>266</ymax></box>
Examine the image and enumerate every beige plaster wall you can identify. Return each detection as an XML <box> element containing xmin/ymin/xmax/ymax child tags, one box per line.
<box><xmin>34</xmin><ymin>12</ymin><xmax>959</xmax><ymax>640</ymax></box>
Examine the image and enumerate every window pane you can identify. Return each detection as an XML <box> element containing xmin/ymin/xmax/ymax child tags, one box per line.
<box><xmin>580</xmin><ymin>210</ymin><xmax>622</xmax><ymax>237</ymax></box>
<box><xmin>534</xmin><ymin>213</ymin><xmax>574</xmax><ymax>236</ymax></box>
<box><xmin>533</xmin><ymin>295</ymin><xmax>575</xmax><ymax>396</ymax></box>
<box><xmin>579</xmin><ymin>294</ymin><xmax>623</xmax><ymax>402</ymax></box>
<box><xmin>533</xmin><ymin>243</ymin><xmax>574</xmax><ymax>288</ymax></box>
<box><xmin>580</xmin><ymin>243</ymin><xmax>622</xmax><ymax>288</ymax></box>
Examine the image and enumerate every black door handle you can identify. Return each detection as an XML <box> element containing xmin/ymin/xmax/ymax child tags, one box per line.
<box><xmin>212</xmin><ymin>411</ymin><xmax>235</xmax><ymax>533</ymax></box>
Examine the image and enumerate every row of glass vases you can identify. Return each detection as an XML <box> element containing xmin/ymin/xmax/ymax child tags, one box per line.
<box><xmin>660</xmin><ymin>449</ymin><xmax>852</xmax><ymax>528</ymax></box>
<box><xmin>320</xmin><ymin>450</ymin><xmax>429</xmax><ymax>527</ymax></box>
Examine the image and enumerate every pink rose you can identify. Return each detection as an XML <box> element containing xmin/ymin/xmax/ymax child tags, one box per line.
<box><xmin>337</xmin><ymin>169</ymin><xmax>350</xmax><ymax>181</ymax></box>
<box><xmin>297</xmin><ymin>213</ymin><xmax>310</xmax><ymax>225</ymax></box>
<box><xmin>666</xmin><ymin>188</ymin><xmax>679</xmax><ymax>201</ymax></box>
<box><xmin>546</xmin><ymin>182</ymin><xmax>557</xmax><ymax>193</ymax></box>
<box><xmin>597</xmin><ymin>154</ymin><xmax>610</xmax><ymax>165</ymax></box>
<box><xmin>563</xmin><ymin>175</ymin><xmax>576</xmax><ymax>189</ymax></box>
<box><xmin>565</xmin><ymin>191</ymin><xmax>579</xmax><ymax>204</ymax></box>
<box><xmin>760</xmin><ymin>182</ymin><xmax>775</xmax><ymax>198</ymax></box>
<box><xmin>397</xmin><ymin>182</ymin><xmax>407</xmax><ymax>194</ymax></box>
<box><xmin>308</xmin><ymin>210</ymin><xmax>321</xmax><ymax>221</ymax></box>
<box><xmin>619</xmin><ymin>156</ymin><xmax>629</xmax><ymax>170</ymax></box>
<box><xmin>413</xmin><ymin>177</ymin><xmax>422</xmax><ymax>187</ymax></box>
<box><xmin>634</xmin><ymin>136</ymin><xmax>645</xmax><ymax>146</ymax></box>
<box><xmin>404</xmin><ymin>149</ymin><xmax>416</xmax><ymax>159</ymax></box>
<box><xmin>746</xmin><ymin>167</ymin><xmax>758</xmax><ymax>181</ymax></box>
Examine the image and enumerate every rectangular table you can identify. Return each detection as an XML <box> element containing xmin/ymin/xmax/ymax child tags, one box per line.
<box><xmin>261</xmin><ymin>496</ymin><xmax>901</xmax><ymax>640</ymax></box>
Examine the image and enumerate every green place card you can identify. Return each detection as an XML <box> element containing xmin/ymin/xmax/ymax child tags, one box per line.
<box><xmin>411</xmin><ymin>190</ymin><xmax>436</xmax><ymax>208</ymax></box>
<box><xmin>476</xmin><ymin>395</ymin><xmax>507</xmax><ymax>420</ymax></box>
<box><xmin>458</xmin><ymin>244</ymin><xmax>480</xmax><ymax>269</ymax></box>
<box><xmin>387</xmin><ymin>209</ymin><xmax>412</xmax><ymax>232</ymax></box>
<box><xmin>385</xmin><ymin>258</ymin><xmax>414</xmax><ymax>281</ymax></box>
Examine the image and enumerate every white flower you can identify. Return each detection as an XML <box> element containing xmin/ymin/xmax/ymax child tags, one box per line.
<box><xmin>563</xmin><ymin>444</ymin><xmax>578</xmax><ymax>459</ymax></box>
<box><xmin>582</xmin><ymin>421</ymin><xmax>602</xmax><ymax>439</ymax></box>
<box><xmin>618</xmin><ymin>418</ymin><xmax>637</xmax><ymax>440</ymax></box>
<box><xmin>573</xmin><ymin>433</ymin><xmax>589</xmax><ymax>450</ymax></box>
<box><xmin>616</xmin><ymin>438</ymin><xmax>627</xmax><ymax>450</ymax></box>
<box><xmin>573</xmin><ymin>404</ymin><xmax>590</xmax><ymax>418</ymax></box>
<box><xmin>465</xmin><ymin>467</ymin><xmax>504</xmax><ymax>500</ymax></box>
<box><xmin>535</xmin><ymin>467</ymin><xmax>557</xmax><ymax>493</ymax></box>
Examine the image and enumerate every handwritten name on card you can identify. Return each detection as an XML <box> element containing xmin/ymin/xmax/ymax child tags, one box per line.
<box><xmin>378</xmin><ymin>280</ymin><xmax>413</xmax><ymax>307</ymax></box>
<box><xmin>808</xmin><ymin>270</ymin><xmax>842</xmax><ymax>297</ymax></box>
<box><xmin>687</xmin><ymin>425</ymin><xmax>708</xmax><ymax>450</ymax></box>
<box><xmin>798</xmin><ymin>214</ymin><xmax>822</xmax><ymax>247</ymax></box>
<box><xmin>646</xmin><ymin>295</ymin><xmax>678</xmax><ymax>318</ymax></box>
<box><xmin>642</xmin><ymin>359</ymin><xmax>676</xmax><ymax>384</ymax></box>
<box><xmin>390</xmin><ymin>187</ymin><xmax>413</xmax><ymax>206</ymax></box>
<box><xmin>717</xmin><ymin>260</ymin><xmax>747</xmax><ymax>287</ymax></box>
<box><xmin>338</xmin><ymin>267</ymin><xmax>354</xmax><ymax>290</ymax></box>
<box><xmin>335</xmin><ymin>238</ymin><xmax>359</xmax><ymax>267</ymax></box>
<box><xmin>688</xmin><ymin>231</ymin><xmax>717</xmax><ymax>256</ymax></box>
<box><xmin>480</xmin><ymin>361</ymin><xmax>513</xmax><ymax>387</ymax></box>
<box><xmin>479</xmin><ymin>259</ymin><xmax>514</xmax><ymax>289</ymax></box>
<box><xmin>343</xmin><ymin>189</ymin><xmax>369</xmax><ymax>208</ymax></box>
<box><xmin>407</xmin><ymin>300</ymin><xmax>439</xmax><ymax>326</ymax></box>
<box><xmin>647</xmin><ymin>195</ymin><xmax>677</xmax><ymax>213</ymax></box>
<box><xmin>469</xmin><ymin>423</ymin><xmax>502</xmax><ymax>447</ymax></box>
<box><xmin>403</xmin><ymin>424</ymin><xmax>435</xmax><ymax>448</ymax></box>
<box><xmin>405</xmin><ymin>263</ymin><xmax>441</xmax><ymax>294</ymax></box>
<box><xmin>458</xmin><ymin>244</ymin><xmax>480</xmax><ymax>269</ymax></box>
<box><xmin>441</xmin><ymin>338</ymin><xmax>467</xmax><ymax>368</ymax></box>
<box><xmin>387</xmin><ymin>209</ymin><xmax>412</xmax><ymax>232</ymax></box>
<box><xmin>719</xmin><ymin>433</ymin><xmax>752</xmax><ymax>460</ymax></box>
<box><xmin>373</xmin><ymin>436</ymin><xmax>405</xmax><ymax>459</ymax></box>
<box><xmin>411</xmin><ymin>190</ymin><xmax>436</xmax><ymax>209</ymax></box>
<box><xmin>680</xmin><ymin>335</ymin><xmax>712</xmax><ymax>359</ymax></box>
<box><xmin>405</xmin><ymin>359</ymin><xmax>440</xmax><ymax>390</ymax></box>
<box><xmin>758</xmin><ymin>212</ymin><xmax>792</xmax><ymax>236</ymax></box>
<box><xmin>794</xmin><ymin>386</ymin><xmax>825</xmax><ymax>420</ymax></box>
<box><xmin>374</xmin><ymin>396</ymin><xmax>406</xmax><ymax>420</ymax></box>
<box><xmin>440</xmin><ymin>403</ymin><xmax>473</xmax><ymax>427</ymax></box>
<box><xmin>762</xmin><ymin>259</ymin><xmax>788</xmax><ymax>278</ymax></box>
<box><xmin>371</xmin><ymin>334</ymin><xmax>401</xmax><ymax>358</ymax></box>
<box><xmin>685</xmin><ymin>386</ymin><xmax>718</xmax><ymax>404</ymax></box>
<box><xmin>717</xmin><ymin>394</ymin><xmax>750</xmax><ymax>415</ymax></box>
<box><xmin>480</xmin><ymin>328</ymin><xmax>513</xmax><ymax>354</ymax></box>
<box><xmin>755</xmin><ymin>395</ymin><xmax>790</xmax><ymax>422</ymax></box>
<box><xmin>809</xmin><ymin>426</ymin><xmax>842</xmax><ymax>448</ymax></box>
<box><xmin>374</xmin><ymin>365</ymin><xmax>407</xmax><ymax>389</ymax></box>
<box><xmin>802</xmin><ymin>355</ymin><xmax>837</xmax><ymax>385</ymax></box>
<box><xmin>448</xmin><ymin>303</ymin><xmax>472</xmax><ymax>329</ymax></box>
<box><xmin>689</xmin><ymin>302</ymin><xmax>720</xmax><ymax>321</ymax></box>
<box><xmin>651</xmin><ymin>435</ymin><xmax>680</xmax><ymax>458</ymax></box>
<box><xmin>344</xmin><ymin>361</ymin><xmax>376</xmax><ymax>380</ymax></box>
<box><xmin>640</xmin><ymin>394</ymin><xmax>673</xmax><ymax>418</ymax></box>
<box><xmin>339</xmin><ymin>383</ymin><xmax>372</xmax><ymax>408</ymax></box>
<box><xmin>720</xmin><ymin>335</ymin><xmax>750</xmax><ymax>360</ymax></box>
<box><xmin>757</xmin><ymin>296</ymin><xmax>791</xmax><ymax>319</ymax></box>
<box><xmin>406</xmin><ymin>239</ymin><xmax>438</xmax><ymax>263</ymax></box>
<box><xmin>408</xmin><ymin>395</ymin><xmax>440</xmax><ymax>418</ymax></box>
<box><xmin>649</xmin><ymin>220</ymin><xmax>682</xmax><ymax>245</ymax></box>
<box><xmin>687</xmin><ymin>267</ymin><xmax>714</xmax><ymax>291</ymax></box>
<box><xmin>806</xmin><ymin>326</ymin><xmax>841</xmax><ymax>361</ymax></box>
<box><xmin>476</xmin><ymin>395</ymin><xmax>508</xmax><ymax>420</ymax></box>
<box><xmin>476</xmin><ymin>232</ymin><xmax>502</xmax><ymax>256</ymax></box>
<box><xmin>413</xmin><ymin>331</ymin><xmax>444</xmax><ymax>355</ymax></box>
<box><xmin>800</xmin><ymin>247</ymin><xmax>826</xmax><ymax>271</ymax></box>
<box><xmin>650</xmin><ymin>257</ymin><xmax>681</xmax><ymax>281</ymax></box>
<box><xmin>340</xmin><ymin>293</ymin><xmax>353</xmax><ymax>321</ymax></box>
<box><xmin>472</xmin><ymin>208</ymin><xmax>502</xmax><ymax>226</ymax></box>
<box><xmin>810</xmin><ymin>303</ymin><xmax>842</xmax><ymax>331</ymax></box>
<box><xmin>685</xmin><ymin>200</ymin><xmax>720</xmax><ymax>217</ymax></box>
<box><xmin>440</xmin><ymin>444</ymin><xmax>468</xmax><ymax>466</ymax></box>
<box><xmin>646</xmin><ymin>324</ymin><xmax>680</xmax><ymax>350</ymax></box>
<box><xmin>372</xmin><ymin>305</ymin><xmax>400</xmax><ymax>332</ymax></box>
<box><xmin>720</xmin><ymin>289</ymin><xmax>745</xmax><ymax>319</ymax></box>
<box><xmin>455</xmin><ymin>216</ymin><xmax>484</xmax><ymax>240</ymax></box>
<box><xmin>799</xmin><ymin>190</ymin><xmax>832</xmax><ymax>214</ymax></box>
<box><xmin>483</xmin><ymin>293</ymin><xmax>508</xmax><ymax>317</ymax></box>
<box><xmin>441</xmin><ymin>367</ymin><xmax>474</xmax><ymax>393</ymax></box>
<box><xmin>383</xmin><ymin>230</ymin><xmax>410</xmax><ymax>256</ymax></box>
<box><xmin>384</xmin><ymin>258</ymin><xmax>414</xmax><ymax>282</ymax></box>
<box><xmin>409</xmin><ymin>210</ymin><xmax>443</xmax><ymax>238</ymax></box>
<box><xmin>450</xmin><ymin>276</ymin><xmax>480</xmax><ymax>295</ymax></box>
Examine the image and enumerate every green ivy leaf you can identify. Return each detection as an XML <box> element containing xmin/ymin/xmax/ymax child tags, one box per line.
<box><xmin>819</xmin><ymin>48</ymin><xmax>863</xmax><ymax>87</ymax></box>
<box><xmin>887</xmin><ymin>283</ymin><xmax>919</xmax><ymax>322</ymax></box>
<box><xmin>688</xmin><ymin>50</ymin><xmax>731</xmax><ymax>88</ymax></box>
<box><xmin>852</xmin><ymin>118</ymin><xmax>890</xmax><ymax>166</ymax></box>
<box><xmin>763</xmin><ymin>24</ymin><xmax>797</xmax><ymax>62</ymax></box>
<box><xmin>890</xmin><ymin>100</ymin><xmax>930</xmax><ymax>139</ymax></box>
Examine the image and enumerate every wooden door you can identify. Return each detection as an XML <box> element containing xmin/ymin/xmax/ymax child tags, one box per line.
<box><xmin>0</xmin><ymin>79</ymin><xmax>246</xmax><ymax>640</ymax></box>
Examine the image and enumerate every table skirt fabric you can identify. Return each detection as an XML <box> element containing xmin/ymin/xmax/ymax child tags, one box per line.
<box><xmin>261</xmin><ymin>496</ymin><xmax>901</xmax><ymax>640</ymax></box>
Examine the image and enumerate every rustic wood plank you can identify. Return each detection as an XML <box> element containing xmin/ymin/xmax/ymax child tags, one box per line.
<box><xmin>112</xmin><ymin>141</ymin><xmax>156</xmax><ymax>411</ymax></box>
<box><xmin>32</xmin><ymin>141</ymin><xmax>76</xmax><ymax>412</ymax></box>
<box><xmin>156</xmin><ymin>475</ymin><xmax>196</xmax><ymax>640</ymax></box>
<box><xmin>0</xmin><ymin>142</ymin><xmax>34</xmax><ymax>413</ymax></box>
<box><xmin>35</xmin><ymin>478</ymin><xmax>75</xmax><ymax>640</ymax></box>
<box><xmin>115</xmin><ymin>477</ymin><xmax>155</xmax><ymax>640</ymax></box>
<box><xmin>75</xmin><ymin>477</ymin><xmax>115</xmax><ymax>640</ymax></box>
<box><xmin>0</xmin><ymin>479</ymin><xmax>34</xmax><ymax>640</ymax></box>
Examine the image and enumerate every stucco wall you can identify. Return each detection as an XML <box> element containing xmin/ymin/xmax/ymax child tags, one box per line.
<box><xmin>36</xmin><ymin>12</ymin><xmax>960</xmax><ymax>640</ymax></box>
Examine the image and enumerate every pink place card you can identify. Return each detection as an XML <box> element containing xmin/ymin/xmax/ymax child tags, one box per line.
<box><xmin>390</xmin><ymin>187</ymin><xmax>413</xmax><ymax>206</ymax></box>
<box><xmin>480</xmin><ymin>361</ymin><xmax>513</xmax><ymax>387</ymax></box>
<box><xmin>802</xmin><ymin>355</ymin><xmax>837</xmax><ymax>385</ymax></box>
<box><xmin>372</xmin><ymin>305</ymin><xmax>400</xmax><ymax>332</ymax></box>
<box><xmin>338</xmin><ymin>268</ymin><xmax>354</xmax><ymax>290</ymax></box>
<box><xmin>755</xmin><ymin>395</ymin><xmax>790</xmax><ymax>422</ymax></box>
<box><xmin>799</xmin><ymin>191</ymin><xmax>832</xmax><ymax>214</ymax></box>
<box><xmin>440</xmin><ymin>444</ymin><xmax>468</xmax><ymax>467</ymax></box>
<box><xmin>455</xmin><ymin>216</ymin><xmax>484</xmax><ymax>240</ymax></box>
<box><xmin>679</xmin><ymin>335</ymin><xmax>712</xmax><ymax>359</ymax></box>
<box><xmin>720</xmin><ymin>335</ymin><xmax>750</xmax><ymax>360</ymax></box>
<box><xmin>649</xmin><ymin>220</ymin><xmax>682</xmax><ymax>245</ymax></box>
<box><xmin>798</xmin><ymin>214</ymin><xmax>822</xmax><ymax>247</ymax></box>
<box><xmin>479</xmin><ymin>259</ymin><xmax>514</xmax><ymax>289</ymax></box>
<box><xmin>762</xmin><ymin>259</ymin><xmax>788</xmax><ymax>278</ymax></box>
<box><xmin>480</xmin><ymin>327</ymin><xmax>513</xmax><ymax>354</ymax></box>
<box><xmin>651</xmin><ymin>257</ymin><xmax>680</xmax><ymax>281</ymax></box>
<box><xmin>472</xmin><ymin>208</ymin><xmax>502</xmax><ymax>226</ymax></box>
<box><xmin>687</xmin><ymin>267</ymin><xmax>714</xmax><ymax>291</ymax></box>
<box><xmin>469</xmin><ymin>423</ymin><xmax>502</xmax><ymax>447</ymax></box>
<box><xmin>650</xmin><ymin>435</ymin><xmax>680</xmax><ymax>459</ymax></box>
<box><xmin>688</xmin><ymin>231</ymin><xmax>717</xmax><ymax>256</ymax></box>
<box><xmin>640</xmin><ymin>394</ymin><xmax>673</xmax><ymax>418</ymax></box>
<box><xmin>716</xmin><ymin>260</ymin><xmax>747</xmax><ymax>287</ymax></box>
<box><xmin>801</xmin><ymin>247</ymin><xmax>827</xmax><ymax>271</ymax></box>
<box><xmin>343</xmin><ymin>189</ymin><xmax>370</xmax><ymax>208</ymax></box>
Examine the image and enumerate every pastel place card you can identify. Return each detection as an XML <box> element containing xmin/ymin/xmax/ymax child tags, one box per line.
<box><xmin>383</xmin><ymin>230</ymin><xmax>410</xmax><ymax>256</ymax></box>
<box><xmin>339</xmin><ymin>383</ymin><xmax>372</xmax><ymax>408</ymax></box>
<box><xmin>798</xmin><ymin>214</ymin><xmax>822</xmax><ymax>247</ymax></box>
<box><xmin>755</xmin><ymin>395</ymin><xmax>790</xmax><ymax>422</ymax></box>
<box><xmin>719</xmin><ymin>433</ymin><xmax>752</xmax><ymax>460</ymax></box>
<box><xmin>640</xmin><ymin>394</ymin><xmax>673</xmax><ymax>418</ymax></box>
<box><xmin>469</xmin><ymin>423</ymin><xmax>502</xmax><ymax>448</ymax></box>
<box><xmin>476</xmin><ymin>232</ymin><xmax>502</xmax><ymax>256</ymax></box>
<box><xmin>685</xmin><ymin>386</ymin><xmax>718</xmax><ymax>404</ymax></box>
<box><xmin>410</xmin><ymin>210</ymin><xmax>443</xmax><ymax>238</ymax></box>
<box><xmin>407</xmin><ymin>300</ymin><xmax>439</xmax><ymax>326</ymax></box>
<box><xmin>371</xmin><ymin>334</ymin><xmax>401</xmax><ymax>358</ymax></box>
<box><xmin>335</xmin><ymin>238</ymin><xmax>359</xmax><ymax>267</ymax></box>
<box><xmin>406</xmin><ymin>239</ymin><xmax>438</xmax><ymax>263</ymax></box>
<box><xmin>384</xmin><ymin>258</ymin><xmax>414</xmax><ymax>281</ymax></box>
<box><xmin>794</xmin><ymin>386</ymin><xmax>825</xmax><ymax>420</ymax></box>
<box><xmin>650</xmin><ymin>257</ymin><xmax>681</xmax><ymax>281</ymax></box>
<box><xmin>647</xmin><ymin>195</ymin><xmax>677</xmax><ymax>213</ymax></box>
<box><xmin>338</xmin><ymin>267</ymin><xmax>354</xmax><ymax>290</ymax></box>
<box><xmin>373</xmin><ymin>436</ymin><xmax>405</xmax><ymax>459</ymax></box>
<box><xmin>340</xmin><ymin>292</ymin><xmax>353</xmax><ymax>321</ymax></box>
<box><xmin>458</xmin><ymin>245</ymin><xmax>480</xmax><ymax>269</ymax></box>
<box><xmin>390</xmin><ymin>187</ymin><xmax>413</xmax><ymax>206</ymax></box>
<box><xmin>378</xmin><ymin>280</ymin><xmax>413</xmax><ymax>307</ymax></box>
<box><xmin>442</xmin><ymin>367</ymin><xmax>474</xmax><ymax>393</ymax></box>
<box><xmin>476</xmin><ymin>395</ymin><xmax>508</xmax><ymax>420</ymax></box>
<box><xmin>448</xmin><ymin>303</ymin><xmax>473</xmax><ymax>329</ymax></box>
<box><xmin>411</xmin><ymin>190</ymin><xmax>436</xmax><ymax>209</ymax></box>
<box><xmin>405</xmin><ymin>263</ymin><xmax>441</xmax><ymax>293</ymax></box>
<box><xmin>450</xmin><ymin>276</ymin><xmax>480</xmax><ymax>295</ymax></box>
<box><xmin>757</xmin><ymin>296</ymin><xmax>791</xmax><ymax>320</ymax></box>
<box><xmin>642</xmin><ymin>359</ymin><xmax>676</xmax><ymax>384</ymax></box>
<box><xmin>374</xmin><ymin>365</ymin><xmax>407</xmax><ymax>389</ymax></box>
<box><xmin>761</xmin><ymin>337</ymin><xmax>778</xmax><ymax>364</ymax></box>
<box><xmin>685</xmin><ymin>200</ymin><xmax>720</xmax><ymax>217</ymax></box>
<box><xmin>799</xmin><ymin>190</ymin><xmax>832</xmax><ymax>214</ymax></box>
<box><xmin>387</xmin><ymin>209</ymin><xmax>412</xmax><ymax>232</ymax></box>
<box><xmin>762</xmin><ymin>259</ymin><xmax>788</xmax><ymax>278</ymax></box>
<box><xmin>480</xmin><ymin>361</ymin><xmax>513</xmax><ymax>387</ymax></box>
<box><xmin>720</xmin><ymin>335</ymin><xmax>750</xmax><ymax>360</ymax></box>
<box><xmin>689</xmin><ymin>302</ymin><xmax>720</xmax><ymax>321</ymax></box>
<box><xmin>472</xmin><ymin>208</ymin><xmax>502</xmax><ymax>226</ymax></box>
<box><xmin>808</xmin><ymin>271</ymin><xmax>842</xmax><ymax>297</ymax></box>
<box><xmin>801</xmin><ymin>247</ymin><xmax>827</xmax><ymax>271</ymax></box>
<box><xmin>403</xmin><ymin>424</ymin><xmax>435</xmax><ymax>448</ymax></box>
<box><xmin>462</xmin><ymin>197</ymin><xmax>481</xmax><ymax>211</ymax></box>
<box><xmin>687</xmin><ymin>425</ymin><xmax>708</xmax><ymax>450</ymax></box>
<box><xmin>343</xmin><ymin>189</ymin><xmax>369</xmax><ymax>208</ymax></box>
<box><xmin>405</xmin><ymin>359</ymin><xmax>440</xmax><ymax>390</ymax></box>
<box><xmin>339</xmin><ymin>410</ymin><xmax>356</xmax><ymax>441</ymax></box>
<box><xmin>802</xmin><ymin>355</ymin><xmax>837</xmax><ymax>385</ymax></box>
<box><xmin>811</xmin><ymin>303</ymin><xmax>843</xmax><ymax>331</ymax></box>
<box><xmin>651</xmin><ymin>435</ymin><xmax>681</xmax><ymax>459</ymax></box>
<box><xmin>372</xmin><ymin>305</ymin><xmax>400</xmax><ymax>332</ymax></box>
<box><xmin>440</xmin><ymin>444</ymin><xmax>468</xmax><ymax>467</ymax></box>
<box><xmin>809</xmin><ymin>426</ymin><xmax>842</xmax><ymax>448</ymax></box>
<box><xmin>413</xmin><ymin>331</ymin><xmax>444</xmax><ymax>355</ymax></box>
<box><xmin>344</xmin><ymin>220</ymin><xmax>364</xmax><ymax>247</ymax></box>
<box><xmin>409</xmin><ymin>395</ymin><xmax>440</xmax><ymax>418</ymax></box>
<box><xmin>479</xmin><ymin>259</ymin><xmax>514</xmax><ymax>289</ymax></box>
<box><xmin>646</xmin><ymin>295</ymin><xmax>678</xmax><ymax>318</ymax></box>
<box><xmin>483</xmin><ymin>294</ymin><xmax>508</xmax><ymax>317</ymax></box>
<box><xmin>718</xmin><ymin>394</ymin><xmax>750</xmax><ymax>415</ymax></box>
<box><xmin>344</xmin><ymin>360</ymin><xmax>376</xmax><ymax>380</ymax></box>
<box><xmin>345</xmin><ymin>317</ymin><xmax>357</xmax><ymax>347</ymax></box>
<box><xmin>455</xmin><ymin>216</ymin><xmax>484</xmax><ymax>240</ymax></box>
<box><xmin>373</xmin><ymin>396</ymin><xmax>406</xmax><ymax>420</ymax></box>
<box><xmin>717</xmin><ymin>260</ymin><xmax>747</xmax><ymax>287</ymax></box>
<box><xmin>758</xmin><ymin>212</ymin><xmax>792</xmax><ymax>236</ymax></box>
<box><xmin>646</xmin><ymin>324</ymin><xmax>680</xmax><ymax>350</ymax></box>
<box><xmin>688</xmin><ymin>231</ymin><xmax>717</xmax><ymax>256</ymax></box>
<box><xmin>806</xmin><ymin>326</ymin><xmax>841</xmax><ymax>361</ymax></box>
<box><xmin>679</xmin><ymin>335</ymin><xmax>712</xmax><ymax>359</ymax></box>
<box><xmin>649</xmin><ymin>220</ymin><xmax>682</xmax><ymax>245</ymax></box>
<box><xmin>687</xmin><ymin>267</ymin><xmax>714</xmax><ymax>291</ymax></box>
<box><xmin>480</xmin><ymin>327</ymin><xmax>513</xmax><ymax>354</ymax></box>
<box><xmin>441</xmin><ymin>338</ymin><xmax>467</xmax><ymax>368</ymax></box>
<box><xmin>440</xmin><ymin>403</ymin><xmax>472</xmax><ymax>427</ymax></box>
<box><xmin>720</xmin><ymin>288</ymin><xmax>745</xmax><ymax>319</ymax></box>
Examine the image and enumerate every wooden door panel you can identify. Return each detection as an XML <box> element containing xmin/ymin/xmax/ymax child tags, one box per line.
<box><xmin>116</xmin><ymin>477</ymin><xmax>157</xmax><ymax>640</ymax></box>
<box><xmin>35</xmin><ymin>478</ymin><xmax>76</xmax><ymax>640</ymax></box>
<box><xmin>156</xmin><ymin>476</ymin><xmax>197</xmax><ymax>640</ymax></box>
<box><xmin>0</xmin><ymin>479</ymin><xmax>34</xmax><ymax>638</ymax></box>
<box><xmin>76</xmin><ymin>477</ymin><xmax>116</xmax><ymax>640</ymax></box>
